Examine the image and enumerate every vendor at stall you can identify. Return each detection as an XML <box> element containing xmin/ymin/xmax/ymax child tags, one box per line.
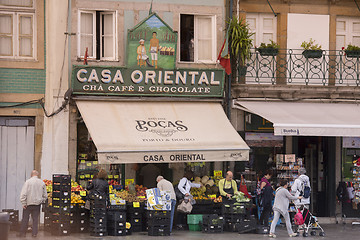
<box><xmin>219</xmin><ymin>171</ymin><xmax>238</xmax><ymax>204</ymax></box>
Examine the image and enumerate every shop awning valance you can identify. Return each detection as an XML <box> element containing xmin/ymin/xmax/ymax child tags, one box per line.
<box><xmin>76</xmin><ymin>101</ymin><xmax>249</xmax><ymax>164</ymax></box>
<box><xmin>234</xmin><ymin>100</ymin><xmax>360</xmax><ymax>137</ymax></box>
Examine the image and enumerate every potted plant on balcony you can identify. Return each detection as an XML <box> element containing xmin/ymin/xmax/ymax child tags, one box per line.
<box><xmin>301</xmin><ymin>38</ymin><xmax>322</xmax><ymax>58</ymax></box>
<box><xmin>344</xmin><ymin>44</ymin><xmax>360</xmax><ymax>58</ymax></box>
<box><xmin>228</xmin><ymin>16</ymin><xmax>254</xmax><ymax>77</ymax></box>
<box><xmin>256</xmin><ymin>40</ymin><xmax>280</xmax><ymax>56</ymax></box>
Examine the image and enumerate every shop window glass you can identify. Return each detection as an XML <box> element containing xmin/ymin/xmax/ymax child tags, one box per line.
<box><xmin>78</xmin><ymin>10</ymin><xmax>116</xmax><ymax>60</ymax></box>
<box><xmin>180</xmin><ymin>14</ymin><xmax>215</xmax><ymax>63</ymax></box>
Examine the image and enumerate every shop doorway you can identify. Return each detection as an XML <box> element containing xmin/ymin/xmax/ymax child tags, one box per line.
<box><xmin>295</xmin><ymin>136</ymin><xmax>336</xmax><ymax>217</ymax></box>
<box><xmin>0</xmin><ymin>117</ymin><xmax>35</xmax><ymax>219</ymax></box>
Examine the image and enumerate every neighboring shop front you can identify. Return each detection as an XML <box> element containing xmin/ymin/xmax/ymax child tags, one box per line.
<box><xmin>232</xmin><ymin>100</ymin><xmax>360</xmax><ymax>217</ymax></box>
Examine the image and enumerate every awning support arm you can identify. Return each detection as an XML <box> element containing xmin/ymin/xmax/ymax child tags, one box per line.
<box><xmin>266</xmin><ymin>0</ymin><xmax>277</xmax><ymax>17</ymax></box>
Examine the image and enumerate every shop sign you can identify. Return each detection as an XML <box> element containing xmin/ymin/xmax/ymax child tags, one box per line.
<box><xmin>214</xmin><ymin>170</ymin><xmax>223</xmax><ymax>177</ymax></box>
<box><xmin>245</xmin><ymin>113</ymin><xmax>273</xmax><ymax>132</ymax></box>
<box><xmin>343</xmin><ymin>137</ymin><xmax>360</xmax><ymax>148</ymax></box>
<box><xmin>72</xmin><ymin>66</ymin><xmax>224</xmax><ymax>97</ymax></box>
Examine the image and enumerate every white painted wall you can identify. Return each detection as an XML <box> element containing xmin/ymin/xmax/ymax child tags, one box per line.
<box><xmin>287</xmin><ymin>13</ymin><xmax>330</xmax><ymax>51</ymax></box>
<box><xmin>41</xmin><ymin>0</ymin><xmax>70</xmax><ymax>179</ymax></box>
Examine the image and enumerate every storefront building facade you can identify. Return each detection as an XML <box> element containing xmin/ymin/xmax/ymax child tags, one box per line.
<box><xmin>0</xmin><ymin>0</ymin><xmax>45</xmax><ymax>215</ymax></box>
<box><xmin>230</xmin><ymin>0</ymin><xmax>360</xmax><ymax>217</ymax></box>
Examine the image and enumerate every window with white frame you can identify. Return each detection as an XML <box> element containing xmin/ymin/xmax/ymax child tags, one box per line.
<box><xmin>0</xmin><ymin>0</ymin><xmax>35</xmax><ymax>59</ymax></box>
<box><xmin>246</xmin><ymin>13</ymin><xmax>277</xmax><ymax>47</ymax></box>
<box><xmin>336</xmin><ymin>16</ymin><xmax>360</xmax><ymax>50</ymax></box>
<box><xmin>180</xmin><ymin>14</ymin><xmax>216</xmax><ymax>63</ymax></box>
<box><xmin>78</xmin><ymin>10</ymin><xmax>116</xmax><ymax>61</ymax></box>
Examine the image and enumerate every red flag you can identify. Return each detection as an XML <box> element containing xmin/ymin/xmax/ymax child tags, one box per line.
<box><xmin>217</xmin><ymin>35</ymin><xmax>231</xmax><ymax>75</ymax></box>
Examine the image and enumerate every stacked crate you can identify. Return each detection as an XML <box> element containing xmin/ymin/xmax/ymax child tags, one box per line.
<box><xmin>223</xmin><ymin>203</ymin><xmax>246</xmax><ymax>232</ymax></box>
<box><xmin>70</xmin><ymin>204</ymin><xmax>89</xmax><ymax>233</ymax></box>
<box><xmin>237</xmin><ymin>215</ymin><xmax>257</xmax><ymax>234</ymax></box>
<box><xmin>51</xmin><ymin>174</ymin><xmax>71</xmax><ymax>236</ymax></box>
<box><xmin>187</xmin><ymin>214</ymin><xmax>203</xmax><ymax>231</ymax></box>
<box><xmin>202</xmin><ymin>214</ymin><xmax>224</xmax><ymax>233</ymax></box>
<box><xmin>147</xmin><ymin>210</ymin><xmax>171</xmax><ymax>236</ymax></box>
<box><xmin>89</xmin><ymin>193</ymin><xmax>107</xmax><ymax>237</ymax></box>
<box><xmin>1</xmin><ymin>209</ymin><xmax>19</xmax><ymax>230</ymax></box>
<box><xmin>126</xmin><ymin>202</ymin><xmax>144</xmax><ymax>232</ymax></box>
<box><xmin>107</xmin><ymin>205</ymin><xmax>128</xmax><ymax>236</ymax></box>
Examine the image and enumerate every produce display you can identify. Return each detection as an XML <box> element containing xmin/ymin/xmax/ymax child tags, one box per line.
<box><xmin>43</xmin><ymin>179</ymin><xmax>53</xmax><ymax>193</ymax></box>
<box><xmin>71</xmin><ymin>192</ymin><xmax>85</xmax><ymax>204</ymax></box>
<box><xmin>189</xmin><ymin>175</ymin><xmax>224</xmax><ymax>203</ymax></box>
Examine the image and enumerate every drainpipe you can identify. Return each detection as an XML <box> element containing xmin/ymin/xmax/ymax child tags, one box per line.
<box><xmin>227</xmin><ymin>0</ymin><xmax>233</xmax><ymax>120</ymax></box>
<box><xmin>67</xmin><ymin>0</ymin><xmax>72</xmax><ymax>89</ymax></box>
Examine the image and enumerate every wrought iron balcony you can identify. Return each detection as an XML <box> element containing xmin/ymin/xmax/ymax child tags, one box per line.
<box><xmin>238</xmin><ymin>49</ymin><xmax>360</xmax><ymax>86</ymax></box>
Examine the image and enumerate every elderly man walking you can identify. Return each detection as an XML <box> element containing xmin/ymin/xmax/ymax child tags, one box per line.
<box><xmin>156</xmin><ymin>176</ymin><xmax>176</xmax><ymax>233</ymax></box>
<box><xmin>19</xmin><ymin>170</ymin><xmax>48</xmax><ymax>237</ymax></box>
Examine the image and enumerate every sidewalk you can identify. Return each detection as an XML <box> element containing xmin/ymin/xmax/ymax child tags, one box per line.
<box><xmin>7</xmin><ymin>223</ymin><xmax>360</xmax><ymax>240</ymax></box>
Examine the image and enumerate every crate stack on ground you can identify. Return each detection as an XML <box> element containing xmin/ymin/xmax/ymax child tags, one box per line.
<box><xmin>187</xmin><ymin>214</ymin><xmax>203</xmax><ymax>231</ymax></box>
<box><xmin>223</xmin><ymin>203</ymin><xmax>247</xmax><ymax>232</ymax></box>
<box><xmin>1</xmin><ymin>209</ymin><xmax>19</xmax><ymax>231</ymax></box>
<box><xmin>51</xmin><ymin>174</ymin><xmax>71</xmax><ymax>236</ymax></box>
<box><xmin>237</xmin><ymin>215</ymin><xmax>257</xmax><ymax>234</ymax></box>
<box><xmin>126</xmin><ymin>202</ymin><xmax>144</xmax><ymax>232</ymax></box>
<box><xmin>147</xmin><ymin>210</ymin><xmax>171</xmax><ymax>236</ymax></box>
<box><xmin>107</xmin><ymin>205</ymin><xmax>129</xmax><ymax>236</ymax></box>
<box><xmin>70</xmin><ymin>204</ymin><xmax>89</xmax><ymax>233</ymax></box>
<box><xmin>89</xmin><ymin>193</ymin><xmax>107</xmax><ymax>237</ymax></box>
<box><xmin>202</xmin><ymin>214</ymin><xmax>224</xmax><ymax>233</ymax></box>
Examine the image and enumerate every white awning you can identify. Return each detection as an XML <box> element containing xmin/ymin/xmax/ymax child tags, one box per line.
<box><xmin>76</xmin><ymin>101</ymin><xmax>249</xmax><ymax>164</ymax></box>
<box><xmin>234</xmin><ymin>100</ymin><xmax>360</xmax><ymax>136</ymax></box>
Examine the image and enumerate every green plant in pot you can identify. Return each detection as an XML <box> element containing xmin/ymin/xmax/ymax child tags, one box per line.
<box><xmin>301</xmin><ymin>38</ymin><xmax>322</xmax><ymax>59</ymax></box>
<box><xmin>228</xmin><ymin>16</ymin><xmax>254</xmax><ymax>77</ymax></box>
<box><xmin>344</xmin><ymin>44</ymin><xmax>360</xmax><ymax>58</ymax></box>
<box><xmin>256</xmin><ymin>40</ymin><xmax>280</xmax><ymax>56</ymax></box>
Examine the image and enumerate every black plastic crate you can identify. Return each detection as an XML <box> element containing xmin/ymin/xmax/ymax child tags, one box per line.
<box><xmin>147</xmin><ymin>217</ymin><xmax>171</xmax><ymax>226</ymax></box>
<box><xmin>90</xmin><ymin>231</ymin><xmax>108</xmax><ymax>237</ymax></box>
<box><xmin>90</xmin><ymin>207</ymin><xmax>107</xmax><ymax>214</ymax></box>
<box><xmin>52</xmin><ymin>191</ymin><xmax>71</xmax><ymax>199</ymax></box>
<box><xmin>52</xmin><ymin>174</ymin><xmax>71</xmax><ymax>183</ymax></box>
<box><xmin>108</xmin><ymin>204</ymin><xmax>126</xmax><ymax>211</ymax></box>
<box><xmin>202</xmin><ymin>214</ymin><xmax>224</xmax><ymax>225</ymax></box>
<box><xmin>107</xmin><ymin>210</ymin><xmax>126</xmax><ymax>222</ymax></box>
<box><xmin>223</xmin><ymin>203</ymin><xmax>248</xmax><ymax>214</ymax></box>
<box><xmin>51</xmin><ymin>205</ymin><xmax>71</xmax><ymax>213</ymax></box>
<box><xmin>52</xmin><ymin>184</ymin><xmax>71</xmax><ymax>192</ymax></box>
<box><xmin>224</xmin><ymin>222</ymin><xmax>239</xmax><ymax>232</ymax></box>
<box><xmin>108</xmin><ymin>227</ymin><xmax>127</xmax><ymax>236</ymax></box>
<box><xmin>238</xmin><ymin>216</ymin><xmax>257</xmax><ymax>234</ymax></box>
<box><xmin>202</xmin><ymin>224</ymin><xmax>223</xmax><ymax>233</ymax></box>
<box><xmin>90</xmin><ymin>218</ymin><xmax>107</xmax><ymax>228</ymax></box>
<box><xmin>50</xmin><ymin>222</ymin><xmax>71</xmax><ymax>236</ymax></box>
<box><xmin>132</xmin><ymin>224</ymin><xmax>143</xmax><ymax>232</ymax></box>
<box><xmin>107</xmin><ymin>220</ymin><xmax>126</xmax><ymax>229</ymax></box>
<box><xmin>52</xmin><ymin>198</ymin><xmax>71</xmax><ymax>206</ymax></box>
<box><xmin>224</xmin><ymin>214</ymin><xmax>244</xmax><ymax>223</ymax></box>
<box><xmin>129</xmin><ymin>217</ymin><xmax>142</xmax><ymax>225</ymax></box>
<box><xmin>51</xmin><ymin>213</ymin><xmax>71</xmax><ymax>221</ymax></box>
<box><xmin>147</xmin><ymin>210</ymin><xmax>170</xmax><ymax>218</ymax></box>
<box><xmin>148</xmin><ymin>225</ymin><xmax>170</xmax><ymax>236</ymax></box>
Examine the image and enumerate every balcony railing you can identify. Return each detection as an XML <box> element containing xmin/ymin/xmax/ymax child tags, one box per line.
<box><xmin>239</xmin><ymin>49</ymin><xmax>360</xmax><ymax>86</ymax></box>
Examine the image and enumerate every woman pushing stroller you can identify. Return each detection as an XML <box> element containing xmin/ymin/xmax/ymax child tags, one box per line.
<box><xmin>269</xmin><ymin>179</ymin><xmax>302</xmax><ymax>238</ymax></box>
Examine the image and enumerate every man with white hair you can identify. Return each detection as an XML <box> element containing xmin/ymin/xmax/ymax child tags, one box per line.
<box><xmin>19</xmin><ymin>170</ymin><xmax>48</xmax><ymax>237</ymax></box>
<box><xmin>291</xmin><ymin>167</ymin><xmax>311</xmax><ymax>208</ymax></box>
<box><xmin>219</xmin><ymin>171</ymin><xmax>238</xmax><ymax>205</ymax></box>
<box><xmin>156</xmin><ymin>176</ymin><xmax>176</xmax><ymax>232</ymax></box>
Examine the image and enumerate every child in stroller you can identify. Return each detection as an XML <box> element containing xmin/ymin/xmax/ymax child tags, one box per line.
<box><xmin>294</xmin><ymin>205</ymin><xmax>325</xmax><ymax>237</ymax></box>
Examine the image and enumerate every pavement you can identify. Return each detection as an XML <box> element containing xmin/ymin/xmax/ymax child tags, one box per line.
<box><xmin>6</xmin><ymin>223</ymin><xmax>360</xmax><ymax>240</ymax></box>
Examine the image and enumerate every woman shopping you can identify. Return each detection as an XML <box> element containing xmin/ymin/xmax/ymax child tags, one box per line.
<box><xmin>269</xmin><ymin>179</ymin><xmax>302</xmax><ymax>238</ymax></box>
<box><xmin>259</xmin><ymin>170</ymin><xmax>273</xmax><ymax>227</ymax></box>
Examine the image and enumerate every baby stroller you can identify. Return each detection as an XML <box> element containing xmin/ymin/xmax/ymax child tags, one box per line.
<box><xmin>293</xmin><ymin>206</ymin><xmax>325</xmax><ymax>237</ymax></box>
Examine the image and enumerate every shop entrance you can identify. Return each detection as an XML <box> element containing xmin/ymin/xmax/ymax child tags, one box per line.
<box><xmin>294</xmin><ymin>136</ymin><xmax>336</xmax><ymax>217</ymax></box>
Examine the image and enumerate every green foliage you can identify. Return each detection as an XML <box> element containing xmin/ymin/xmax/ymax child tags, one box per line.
<box><xmin>257</xmin><ymin>40</ymin><xmax>280</xmax><ymax>49</ymax></box>
<box><xmin>301</xmin><ymin>38</ymin><xmax>322</xmax><ymax>50</ymax></box>
<box><xmin>345</xmin><ymin>44</ymin><xmax>360</xmax><ymax>51</ymax></box>
<box><xmin>228</xmin><ymin>16</ymin><xmax>254</xmax><ymax>65</ymax></box>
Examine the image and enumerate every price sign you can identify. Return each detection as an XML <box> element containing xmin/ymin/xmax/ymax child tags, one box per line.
<box><xmin>91</xmin><ymin>175</ymin><xmax>94</xmax><ymax>179</ymax></box>
<box><xmin>138</xmin><ymin>196</ymin><xmax>145</xmax><ymax>199</ymax></box>
<box><xmin>109</xmin><ymin>186</ymin><xmax>113</xmax><ymax>194</ymax></box>
<box><xmin>208</xmin><ymin>194</ymin><xmax>216</xmax><ymax>199</ymax></box>
<box><xmin>114</xmin><ymin>175</ymin><xmax>119</xmax><ymax>179</ymax></box>
<box><xmin>80</xmin><ymin>191</ymin><xmax>86</xmax><ymax>196</ymax></box>
<box><xmin>80</xmin><ymin>160</ymin><xmax>85</xmax><ymax>163</ymax></box>
<box><xmin>125</xmin><ymin>179</ymin><xmax>134</xmax><ymax>186</ymax></box>
<box><xmin>86</xmin><ymin>163</ymin><xmax>92</xmax><ymax>167</ymax></box>
<box><xmin>93</xmin><ymin>161</ymin><xmax>98</xmax><ymax>165</ymax></box>
<box><xmin>85</xmin><ymin>174</ymin><xmax>90</xmax><ymax>178</ymax></box>
<box><xmin>108</xmin><ymin>175</ymin><xmax>113</xmax><ymax>179</ymax></box>
<box><xmin>133</xmin><ymin>202</ymin><xmax>140</xmax><ymax>208</ymax></box>
<box><xmin>79</xmin><ymin>175</ymin><xmax>85</xmax><ymax>179</ymax></box>
<box><xmin>214</xmin><ymin>170</ymin><xmax>222</xmax><ymax>177</ymax></box>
